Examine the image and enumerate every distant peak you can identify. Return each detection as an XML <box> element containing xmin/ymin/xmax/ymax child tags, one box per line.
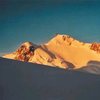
<box><xmin>48</xmin><ymin>33</ymin><xmax>74</xmax><ymax>44</ymax></box>
<box><xmin>53</xmin><ymin>33</ymin><xmax>72</xmax><ymax>40</ymax></box>
<box><xmin>21</xmin><ymin>42</ymin><xmax>33</xmax><ymax>48</ymax></box>
<box><xmin>3</xmin><ymin>33</ymin><xmax>100</xmax><ymax>70</ymax></box>
<box><xmin>14</xmin><ymin>42</ymin><xmax>38</xmax><ymax>61</ymax></box>
<box><xmin>20</xmin><ymin>41</ymin><xmax>38</xmax><ymax>48</ymax></box>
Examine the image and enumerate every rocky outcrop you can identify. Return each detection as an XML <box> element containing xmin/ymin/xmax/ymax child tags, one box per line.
<box><xmin>15</xmin><ymin>42</ymin><xmax>38</xmax><ymax>61</ymax></box>
<box><xmin>90</xmin><ymin>43</ymin><xmax>100</xmax><ymax>53</ymax></box>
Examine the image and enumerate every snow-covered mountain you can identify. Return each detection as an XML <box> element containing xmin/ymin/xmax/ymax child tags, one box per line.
<box><xmin>3</xmin><ymin>34</ymin><xmax>100</xmax><ymax>69</ymax></box>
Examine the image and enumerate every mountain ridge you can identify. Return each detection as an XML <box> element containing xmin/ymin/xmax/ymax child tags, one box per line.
<box><xmin>3</xmin><ymin>34</ymin><xmax>100</xmax><ymax>69</ymax></box>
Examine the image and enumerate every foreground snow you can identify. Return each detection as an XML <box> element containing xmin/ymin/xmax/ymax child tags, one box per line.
<box><xmin>0</xmin><ymin>57</ymin><xmax>100</xmax><ymax>100</ymax></box>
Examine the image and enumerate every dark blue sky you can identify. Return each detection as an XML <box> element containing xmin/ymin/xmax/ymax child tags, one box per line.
<box><xmin>0</xmin><ymin>0</ymin><xmax>100</xmax><ymax>55</ymax></box>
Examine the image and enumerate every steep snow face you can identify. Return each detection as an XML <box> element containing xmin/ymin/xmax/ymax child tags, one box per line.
<box><xmin>3</xmin><ymin>34</ymin><xmax>100</xmax><ymax>69</ymax></box>
<box><xmin>46</xmin><ymin>34</ymin><xmax>100</xmax><ymax>67</ymax></box>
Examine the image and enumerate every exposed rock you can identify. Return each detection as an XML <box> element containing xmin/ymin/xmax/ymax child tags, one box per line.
<box><xmin>90</xmin><ymin>42</ymin><xmax>100</xmax><ymax>53</ymax></box>
<box><xmin>15</xmin><ymin>42</ymin><xmax>38</xmax><ymax>61</ymax></box>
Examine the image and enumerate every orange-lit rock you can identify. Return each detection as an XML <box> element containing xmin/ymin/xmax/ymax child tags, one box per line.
<box><xmin>90</xmin><ymin>43</ymin><xmax>100</xmax><ymax>53</ymax></box>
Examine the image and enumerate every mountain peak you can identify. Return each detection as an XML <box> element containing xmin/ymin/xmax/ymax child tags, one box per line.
<box><xmin>19</xmin><ymin>41</ymin><xmax>37</xmax><ymax>49</ymax></box>
<box><xmin>53</xmin><ymin>33</ymin><xmax>72</xmax><ymax>40</ymax></box>
<box><xmin>3</xmin><ymin>33</ymin><xmax>100</xmax><ymax>69</ymax></box>
<box><xmin>13</xmin><ymin>41</ymin><xmax>38</xmax><ymax>61</ymax></box>
<box><xmin>21</xmin><ymin>42</ymin><xmax>33</xmax><ymax>48</ymax></box>
<box><xmin>47</xmin><ymin>34</ymin><xmax>75</xmax><ymax>46</ymax></box>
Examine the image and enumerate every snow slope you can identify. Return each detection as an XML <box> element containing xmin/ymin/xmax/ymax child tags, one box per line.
<box><xmin>0</xmin><ymin>57</ymin><xmax>100</xmax><ymax>100</ymax></box>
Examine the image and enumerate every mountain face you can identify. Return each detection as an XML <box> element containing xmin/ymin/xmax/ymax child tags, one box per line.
<box><xmin>3</xmin><ymin>34</ymin><xmax>100</xmax><ymax>69</ymax></box>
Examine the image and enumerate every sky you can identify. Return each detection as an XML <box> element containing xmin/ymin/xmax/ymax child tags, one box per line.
<box><xmin>1</xmin><ymin>0</ymin><xmax>100</xmax><ymax>55</ymax></box>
